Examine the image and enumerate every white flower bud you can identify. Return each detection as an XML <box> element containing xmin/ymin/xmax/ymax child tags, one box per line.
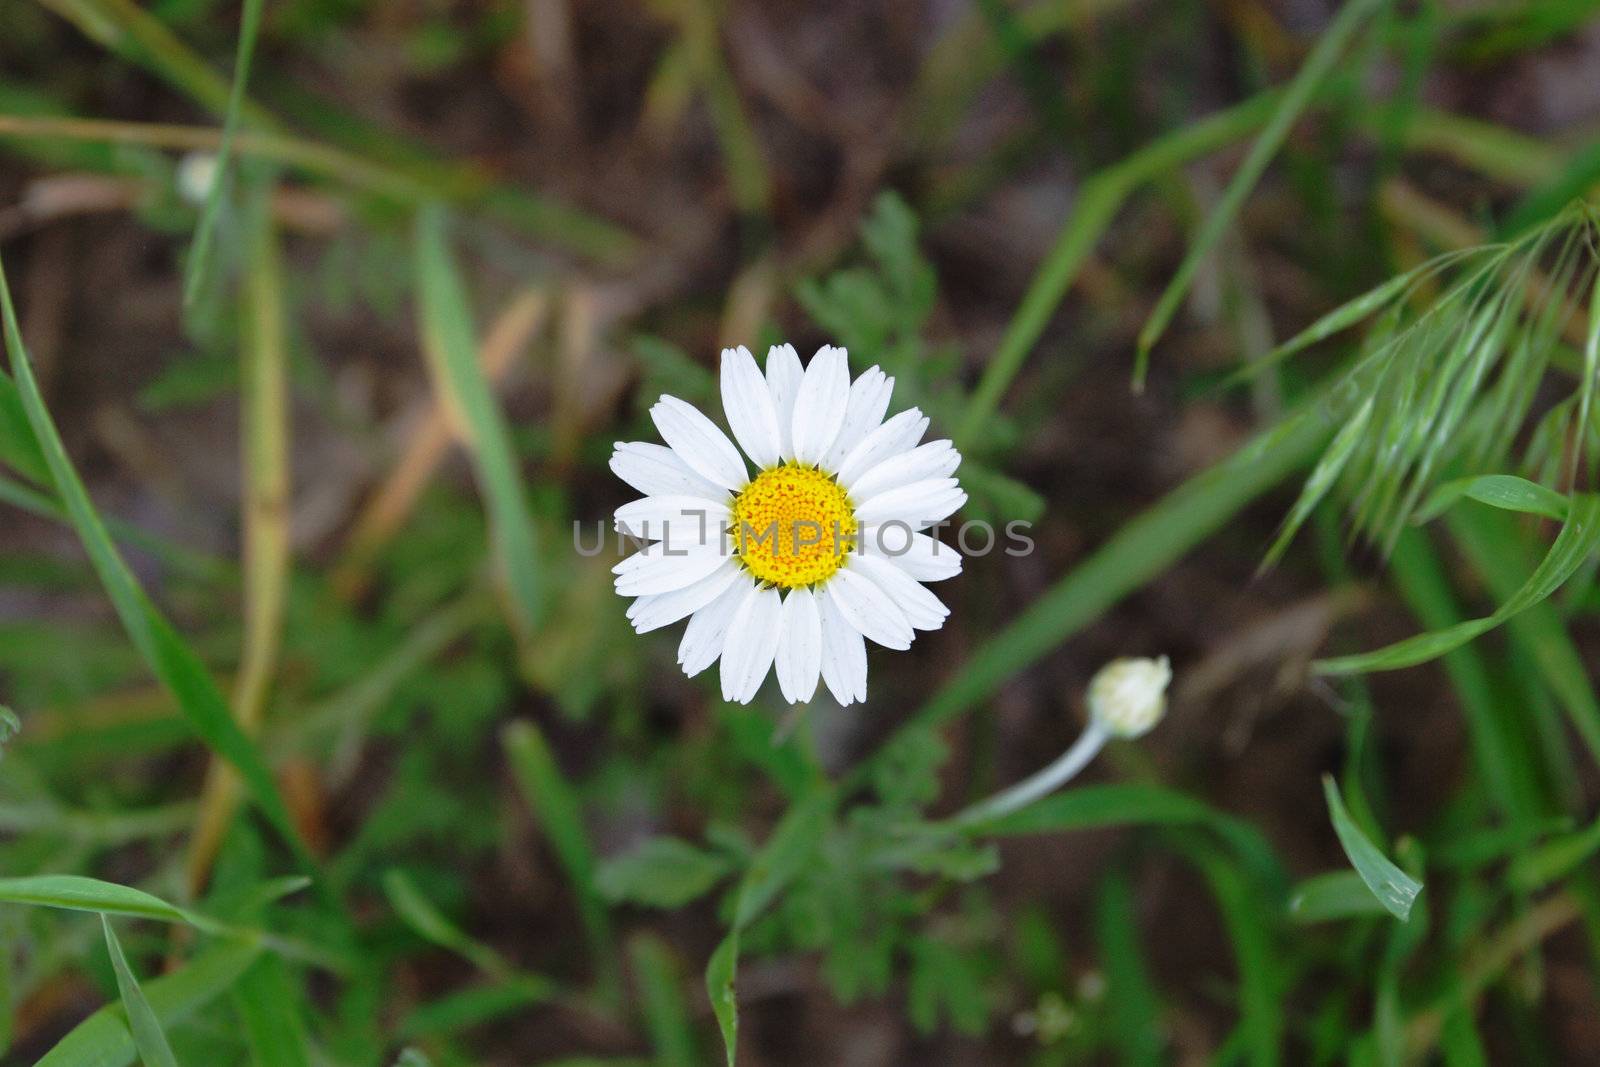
<box><xmin>1087</xmin><ymin>655</ymin><xmax>1171</xmax><ymax>739</ymax></box>
<box><xmin>176</xmin><ymin>152</ymin><xmax>220</xmax><ymax>205</ymax></box>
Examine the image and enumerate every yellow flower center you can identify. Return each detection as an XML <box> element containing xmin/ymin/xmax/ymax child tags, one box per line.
<box><xmin>731</xmin><ymin>463</ymin><xmax>856</xmax><ymax>588</ymax></box>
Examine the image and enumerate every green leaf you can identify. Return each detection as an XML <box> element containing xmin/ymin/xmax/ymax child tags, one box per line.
<box><xmin>503</xmin><ymin>721</ymin><xmax>618</xmax><ymax>1000</ymax></box>
<box><xmin>37</xmin><ymin>939</ymin><xmax>262</xmax><ymax>1067</ymax></box>
<box><xmin>232</xmin><ymin>956</ymin><xmax>311</xmax><ymax>1067</ymax></box>
<box><xmin>629</xmin><ymin>934</ymin><xmax>698</xmax><ymax>1067</ymax></box>
<box><xmin>414</xmin><ymin>206</ymin><xmax>544</xmax><ymax>639</ymax></box>
<box><xmin>1506</xmin><ymin>814</ymin><xmax>1600</xmax><ymax>893</ymax></box>
<box><xmin>0</xmin><ymin>249</ymin><xmax>317</xmax><ymax>880</ymax></box>
<box><xmin>1318</xmin><ymin>494</ymin><xmax>1600</xmax><ymax>675</ymax></box>
<box><xmin>0</xmin><ymin>370</ymin><xmax>48</xmax><ymax>484</ymax></box>
<box><xmin>1134</xmin><ymin>0</ymin><xmax>1388</xmax><ymax>385</ymax></box>
<box><xmin>1287</xmin><ymin>871</ymin><xmax>1397</xmax><ymax>923</ymax></box>
<box><xmin>0</xmin><ymin>875</ymin><xmax>191</xmax><ymax>925</ymax></box>
<box><xmin>101</xmin><ymin>915</ymin><xmax>179</xmax><ymax>1067</ymax></box>
<box><xmin>396</xmin><ymin>979</ymin><xmax>552</xmax><ymax>1040</ymax></box>
<box><xmin>382</xmin><ymin>869</ymin><xmax>518</xmax><ymax>981</ymax></box>
<box><xmin>596</xmin><ymin>838</ymin><xmax>735</xmax><ymax>910</ymax></box>
<box><xmin>182</xmin><ymin>0</ymin><xmax>264</xmax><ymax>308</ymax></box>
<box><xmin>1414</xmin><ymin>474</ymin><xmax>1570</xmax><ymax>525</ymax></box>
<box><xmin>705</xmin><ymin>786</ymin><xmax>834</xmax><ymax>1066</ymax></box>
<box><xmin>1321</xmin><ymin>775</ymin><xmax>1423</xmax><ymax>921</ymax></box>
<box><xmin>705</xmin><ymin>928</ymin><xmax>739</xmax><ymax>1067</ymax></box>
<box><xmin>1095</xmin><ymin>869</ymin><xmax>1165</xmax><ymax>1066</ymax></box>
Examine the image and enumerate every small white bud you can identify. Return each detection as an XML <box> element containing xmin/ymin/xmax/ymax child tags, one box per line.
<box><xmin>176</xmin><ymin>152</ymin><xmax>220</xmax><ymax>205</ymax></box>
<box><xmin>1087</xmin><ymin>655</ymin><xmax>1171</xmax><ymax>739</ymax></box>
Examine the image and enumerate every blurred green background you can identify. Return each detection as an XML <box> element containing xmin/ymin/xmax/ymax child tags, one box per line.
<box><xmin>3</xmin><ymin>0</ymin><xmax>1600</xmax><ymax>1064</ymax></box>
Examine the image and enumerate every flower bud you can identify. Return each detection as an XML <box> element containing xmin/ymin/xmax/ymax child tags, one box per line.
<box><xmin>1087</xmin><ymin>655</ymin><xmax>1171</xmax><ymax>739</ymax></box>
<box><xmin>176</xmin><ymin>152</ymin><xmax>220</xmax><ymax>205</ymax></box>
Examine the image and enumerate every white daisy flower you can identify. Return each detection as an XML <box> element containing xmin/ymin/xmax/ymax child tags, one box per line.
<box><xmin>610</xmin><ymin>344</ymin><xmax>966</xmax><ymax>705</ymax></box>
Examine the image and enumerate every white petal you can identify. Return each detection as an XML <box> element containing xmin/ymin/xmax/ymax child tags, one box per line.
<box><xmin>790</xmin><ymin>346</ymin><xmax>850</xmax><ymax>465</ymax></box>
<box><xmin>720</xmin><ymin>584</ymin><xmax>783</xmax><ymax>704</ymax></box>
<box><xmin>853</xmin><ymin>479</ymin><xmax>966</xmax><ymax>530</ymax></box>
<box><xmin>818</xmin><ymin>589</ymin><xmax>868</xmax><ymax>705</ymax></box>
<box><xmin>859</xmin><ymin>530</ymin><xmax>962</xmax><ymax>581</ymax></box>
<box><xmin>720</xmin><ymin>346</ymin><xmax>783</xmax><ymax>470</ymax></box>
<box><xmin>614</xmin><ymin>495</ymin><xmax>730</xmax><ymax>546</ymax></box>
<box><xmin>825</xmin><ymin>567</ymin><xmax>912</xmax><ymax>650</ymax></box>
<box><xmin>651</xmin><ymin>396</ymin><xmax>748</xmax><ymax>492</ymax></box>
<box><xmin>847</xmin><ymin>554</ymin><xmax>949</xmax><ymax>631</ymax></box>
<box><xmin>822</xmin><ymin>366</ymin><xmax>893</xmax><ymax>470</ymax></box>
<box><xmin>614</xmin><ymin>543</ymin><xmax>727</xmax><ymax>596</ymax></box>
<box><xmin>835</xmin><ymin>409</ymin><xmax>928</xmax><ymax>489</ymax></box>
<box><xmin>627</xmin><ymin>560</ymin><xmax>742</xmax><ymax>633</ymax></box>
<box><xmin>765</xmin><ymin>344</ymin><xmax>803</xmax><ymax>460</ymax></box>
<box><xmin>774</xmin><ymin>588</ymin><xmax>822</xmax><ymax>704</ymax></box>
<box><xmin>610</xmin><ymin>442</ymin><xmax>725</xmax><ymax>499</ymax></box>
<box><xmin>849</xmin><ymin>440</ymin><xmax>961</xmax><ymax>502</ymax></box>
<box><xmin>679</xmin><ymin>579</ymin><xmax>750</xmax><ymax>677</ymax></box>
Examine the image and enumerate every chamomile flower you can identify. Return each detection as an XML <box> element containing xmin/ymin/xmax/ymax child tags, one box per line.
<box><xmin>610</xmin><ymin>344</ymin><xmax>966</xmax><ymax>705</ymax></box>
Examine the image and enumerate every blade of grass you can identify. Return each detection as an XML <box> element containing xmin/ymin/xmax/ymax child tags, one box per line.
<box><xmin>1317</xmin><ymin>494</ymin><xmax>1600</xmax><ymax>674</ymax></box>
<box><xmin>1383</xmin><ymin>527</ymin><xmax>1540</xmax><ymax>824</ymax></box>
<box><xmin>35</xmin><ymin>938</ymin><xmax>262</xmax><ymax>1067</ymax></box>
<box><xmin>1170</xmin><ymin>837</ymin><xmax>1283</xmax><ymax>1067</ymax></box>
<box><xmin>231</xmin><ymin>955</ymin><xmax>311</xmax><ymax>1067</ymax></box>
<box><xmin>503</xmin><ymin>720</ymin><xmax>620</xmax><ymax>1004</ymax></box>
<box><xmin>1288</xmin><ymin>871</ymin><xmax>1397</xmax><ymax>923</ymax></box>
<box><xmin>1448</xmin><ymin>506</ymin><xmax>1600</xmax><ymax>767</ymax></box>
<box><xmin>1094</xmin><ymin>868</ymin><xmax>1165</xmax><ymax>1067</ymax></box>
<box><xmin>382</xmin><ymin>869</ymin><xmax>526</xmax><ymax>985</ymax></box>
<box><xmin>1134</xmin><ymin>0</ymin><xmax>1388</xmax><ymax>387</ymax></box>
<box><xmin>629</xmin><ymin>933</ymin><xmax>698</xmax><ymax>1067</ymax></box>
<box><xmin>181</xmin><ymin>0</ymin><xmax>263</xmax><ymax>308</ymax></box>
<box><xmin>703</xmin><ymin>785</ymin><xmax>834</xmax><ymax>1067</ymax></box>
<box><xmin>101</xmin><ymin>915</ymin><xmax>179</xmax><ymax>1067</ymax></box>
<box><xmin>1322</xmin><ymin>775</ymin><xmax>1423</xmax><ymax>921</ymax></box>
<box><xmin>0</xmin><ymin>247</ymin><xmax>318</xmax><ymax>886</ymax></box>
<box><xmin>956</xmin><ymin>88</ymin><xmax>1282</xmax><ymax>444</ymax></box>
<box><xmin>0</xmin><ymin>875</ymin><xmax>191</xmax><ymax>925</ymax></box>
<box><xmin>415</xmin><ymin>206</ymin><xmax>545</xmax><ymax>642</ymax></box>
<box><xmin>188</xmin><ymin>186</ymin><xmax>293</xmax><ymax>895</ymax></box>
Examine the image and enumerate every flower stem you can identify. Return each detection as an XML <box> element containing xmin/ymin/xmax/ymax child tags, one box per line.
<box><xmin>952</xmin><ymin>720</ymin><xmax>1110</xmax><ymax>826</ymax></box>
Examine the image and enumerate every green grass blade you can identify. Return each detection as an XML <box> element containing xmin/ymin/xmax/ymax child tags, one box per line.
<box><xmin>232</xmin><ymin>956</ymin><xmax>311</xmax><ymax>1067</ymax></box>
<box><xmin>415</xmin><ymin>206</ymin><xmax>544</xmax><ymax>640</ymax></box>
<box><xmin>1288</xmin><ymin>870</ymin><xmax>1398</xmax><ymax>923</ymax></box>
<box><xmin>1094</xmin><ymin>869</ymin><xmax>1164</xmax><ymax>1067</ymax></box>
<box><xmin>503</xmin><ymin>720</ymin><xmax>619</xmax><ymax>1001</ymax></box>
<box><xmin>181</xmin><ymin>0</ymin><xmax>263</xmax><ymax>308</ymax></box>
<box><xmin>1415</xmin><ymin>475</ymin><xmax>1570</xmax><ymax>525</ymax></box>
<box><xmin>101</xmin><ymin>915</ymin><xmax>179</xmax><ymax>1067</ymax></box>
<box><xmin>1318</xmin><ymin>494</ymin><xmax>1600</xmax><ymax>674</ymax></box>
<box><xmin>629</xmin><ymin>933</ymin><xmax>698</xmax><ymax>1067</ymax></box>
<box><xmin>0</xmin><ymin>249</ymin><xmax>317</xmax><ymax>881</ymax></box>
<box><xmin>382</xmin><ymin>869</ymin><xmax>517</xmax><ymax>982</ymax></box>
<box><xmin>704</xmin><ymin>785</ymin><xmax>834</xmax><ymax>1067</ymax></box>
<box><xmin>1448</xmin><ymin>507</ymin><xmax>1600</xmax><ymax>766</ymax></box>
<box><xmin>0</xmin><ymin>370</ymin><xmax>48</xmax><ymax>484</ymax></box>
<box><xmin>1322</xmin><ymin>775</ymin><xmax>1423</xmax><ymax>921</ymax></box>
<box><xmin>1134</xmin><ymin>0</ymin><xmax>1388</xmax><ymax>387</ymax></box>
<box><xmin>705</xmin><ymin>929</ymin><xmax>739</xmax><ymax>1067</ymax></box>
<box><xmin>957</xmin><ymin>89</ymin><xmax>1280</xmax><ymax>443</ymax></box>
<box><xmin>1507</xmin><ymin>815</ymin><xmax>1600</xmax><ymax>893</ymax></box>
<box><xmin>0</xmin><ymin>875</ymin><xmax>191</xmax><ymax>925</ymax></box>
<box><xmin>1171</xmin><ymin>839</ymin><xmax>1283</xmax><ymax>1067</ymax></box>
<box><xmin>36</xmin><ymin>938</ymin><xmax>262</xmax><ymax>1067</ymax></box>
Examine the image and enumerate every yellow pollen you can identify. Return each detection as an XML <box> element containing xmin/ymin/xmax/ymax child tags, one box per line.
<box><xmin>731</xmin><ymin>463</ymin><xmax>856</xmax><ymax>588</ymax></box>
